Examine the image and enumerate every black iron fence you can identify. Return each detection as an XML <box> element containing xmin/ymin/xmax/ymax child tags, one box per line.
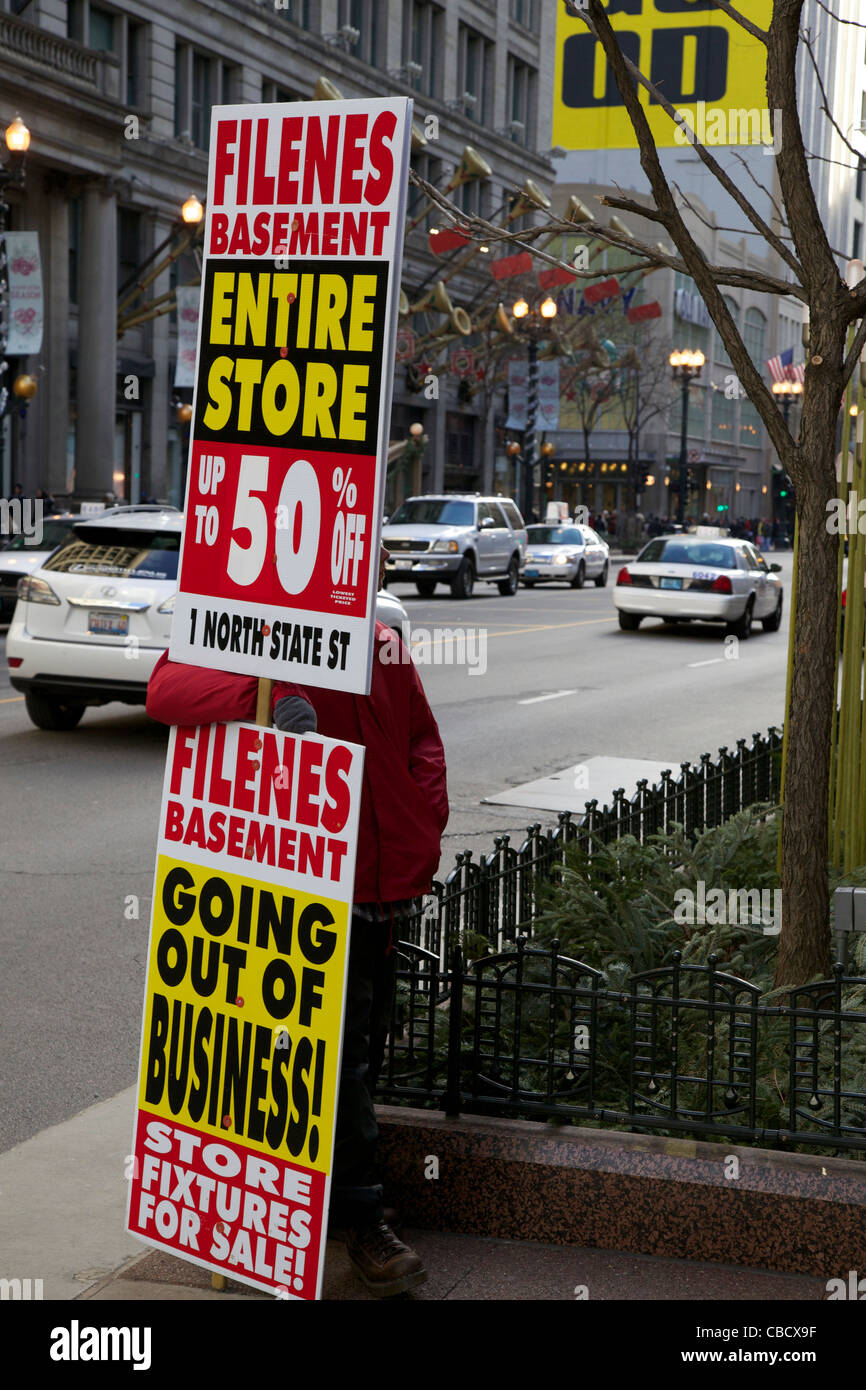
<box><xmin>373</xmin><ymin>726</ymin><xmax>866</xmax><ymax>1154</ymax></box>
<box><xmin>379</xmin><ymin>943</ymin><xmax>866</xmax><ymax>1154</ymax></box>
<box><xmin>398</xmin><ymin>726</ymin><xmax>783</xmax><ymax>968</ymax></box>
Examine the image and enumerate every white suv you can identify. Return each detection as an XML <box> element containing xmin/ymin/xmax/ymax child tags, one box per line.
<box><xmin>7</xmin><ymin>507</ymin><xmax>182</xmax><ymax>729</ymax></box>
<box><xmin>7</xmin><ymin>506</ymin><xmax>411</xmax><ymax>730</ymax></box>
<box><xmin>382</xmin><ymin>494</ymin><xmax>527</xmax><ymax>599</ymax></box>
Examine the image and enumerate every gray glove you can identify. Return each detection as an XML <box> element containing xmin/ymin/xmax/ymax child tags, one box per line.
<box><xmin>273</xmin><ymin>696</ymin><xmax>317</xmax><ymax>734</ymax></box>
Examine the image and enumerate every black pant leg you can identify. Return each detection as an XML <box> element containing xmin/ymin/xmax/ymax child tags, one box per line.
<box><xmin>329</xmin><ymin>915</ymin><xmax>388</xmax><ymax>1230</ymax></box>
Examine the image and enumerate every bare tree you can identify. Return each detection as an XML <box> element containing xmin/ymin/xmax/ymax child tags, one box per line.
<box><xmin>410</xmin><ymin>0</ymin><xmax>866</xmax><ymax>985</ymax></box>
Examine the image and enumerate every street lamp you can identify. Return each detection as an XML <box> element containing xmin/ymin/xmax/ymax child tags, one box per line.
<box><xmin>772</xmin><ymin>377</ymin><xmax>803</xmax><ymax>425</ymax></box>
<box><xmin>1</xmin><ymin>114</ymin><xmax>31</xmax><ymax>495</ymax></box>
<box><xmin>181</xmin><ymin>194</ymin><xmax>204</xmax><ymax>225</ymax></box>
<box><xmin>669</xmin><ymin>348</ymin><xmax>705</xmax><ymax>524</ymax></box>
<box><xmin>512</xmin><ymin>294</ymin><xmax>558</xmax><ymax>520</ymax></box>
<box><xmin>771</xmin><ymin>379</ymin><xmax>802</xmax><ymax>527</ymax></box>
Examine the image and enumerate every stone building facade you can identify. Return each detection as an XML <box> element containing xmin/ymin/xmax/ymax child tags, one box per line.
<box><xmin>0</xmin><ymin>0</ymin><xmax>555</xmax><ymax>504</ymax></box>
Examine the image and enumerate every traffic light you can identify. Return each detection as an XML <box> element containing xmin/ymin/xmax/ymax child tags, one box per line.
<box><xmin>717</xmin><ymin>504</ymin><xmax>729</xmax><ymax>513</ymax></box>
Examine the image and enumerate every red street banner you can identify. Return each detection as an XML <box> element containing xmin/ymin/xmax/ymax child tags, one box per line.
<box><xmin>627</xmin><ymin>300</ymin><xmax>663</xmax><ymax>323</ymax></box>
<box><xmin>584</xmin><ymin>276</ymin><xmax>621</xmax><ymax>305</ymax></box>
<box><xmin>538</xmin><ymin>265</ymin><xmax>576</xmax><ymax>290</ymax></box>
<box><xmin>429</xmin><ymin>227</ymin><xmax>471</xmax><ymax>254</ymax></box>
<box><xmin>169</xmin><ymin>98</ymin><xmax>412</xmax><ymax>695</ymax></box>
<box><xmin>126</xmin><ymin>722</ymin><xmax>364</xmax><ymax>1299</ymax></box>
<box><xmin>490</xmin><ymin>251</ymin><xmax>534</xmax><ymax>281</ymax></box>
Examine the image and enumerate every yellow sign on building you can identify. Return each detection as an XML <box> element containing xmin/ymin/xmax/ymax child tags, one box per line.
<box><xmin>554</xmin><ymin>2</ymin><xmax>773</xmax><ymax>152</ymax></box>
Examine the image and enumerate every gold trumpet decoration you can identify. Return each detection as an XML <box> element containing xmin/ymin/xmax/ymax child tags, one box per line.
<box><xmin>412</xmin><ymin>306</ymin><xmax>473</xmax><ymax>356</ymax></box>
<box><xmin>429</xmin><ymin>178</ymin><xmax>563</xmax><ymax>292</ymax></box>
<box><xmin>407</xmin><ymin>144</ymin><xmax>492</xmax><ymax>232</ymax></box>
<box><xmin>408</xmin><ymin>279</ymin><xmax>456</xmax><ymax>316</ymax></box>
<box><xmin>506</xmin><ymin>178</ymin><xmax>552</xmax><ymax>222</ymax></box>
<box><xmin>313</xmin><ymin>75</ymin><xmax>344</xmax><ymax>101</ymax></box>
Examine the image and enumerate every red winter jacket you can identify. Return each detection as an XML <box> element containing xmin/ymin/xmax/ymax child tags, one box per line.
<box><xmin>146</xmin><ymin>622</ymin><xmax>448</xmax><ymax>904</ymax></box>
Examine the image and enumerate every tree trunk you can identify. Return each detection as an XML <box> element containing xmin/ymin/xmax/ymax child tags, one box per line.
<box><xmin>775</xmin><ymin>410</ymin><xmax>839</xmax><ymax>986</ymax></box>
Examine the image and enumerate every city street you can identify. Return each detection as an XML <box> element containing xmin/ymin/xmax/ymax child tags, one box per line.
<box><xmin>0</xmin><ymin>550</ymin><xmax>793</xmax><ymax>1155</ymax></box>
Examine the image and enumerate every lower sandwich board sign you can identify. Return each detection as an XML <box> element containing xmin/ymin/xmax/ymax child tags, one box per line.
<box><xmin>126</xmin><ymin>719</ymin><xmax>363</xmax><ymax>1299</ymax></box>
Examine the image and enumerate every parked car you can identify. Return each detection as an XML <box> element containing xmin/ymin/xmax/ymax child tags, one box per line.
<box><xmin>613</xmin><ymin>535</ymin><xmax>783</xmax><ymax>638</ymax></box>
<box><xmin>7</xmin><ymin>508</ymin><xmax>412</xmax><ymax>730</ymax></box>
<box><xmin>382</xmin><ymin>494</ymin><xmax>527</xmax><ymax>598</ymax></box>
<box><xmin>0</xmin><ymin>514</ymin><xmax>77</xmax><ymax>620</ymax></box>
<box><xmin>521</xmin><ymin>523</ymin><xmax>609</xmax><ymax>589</ymax></box>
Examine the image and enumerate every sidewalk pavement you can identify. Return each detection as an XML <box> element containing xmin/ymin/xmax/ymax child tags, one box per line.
<box><xmin>79</xmin><ymin>1235</ymin><xmax>827</xmax><ymax>1302</ymax></box>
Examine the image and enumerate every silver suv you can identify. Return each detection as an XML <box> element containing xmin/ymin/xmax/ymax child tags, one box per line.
<box><xmin>382</xmin><ymin>494</ymin><xmax>527</xmax><ymax>599</ymax></box>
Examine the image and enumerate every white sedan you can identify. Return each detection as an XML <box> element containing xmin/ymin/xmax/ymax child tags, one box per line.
<box><xmin>521</xmin><ymin>524</ymin><xmax>609</xmax><ymax>589</ymax></box>
<box><xmin>7</xmin><ymin>506</ymin><xmax>411</xmax><ymax>730</ymax></box>
<box><xmin>613</xmin><ymin>535</ymin><xmax>783</xmax><ymax>638</ymax></box>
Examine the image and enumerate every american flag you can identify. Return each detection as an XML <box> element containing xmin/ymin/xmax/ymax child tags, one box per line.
<box><xmin>767</xmin><ymin>345</ymin><xmax>805</xmax><ymax>383</ymax></box>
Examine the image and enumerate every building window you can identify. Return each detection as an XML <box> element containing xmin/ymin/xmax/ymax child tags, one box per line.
<box><xmin>68</xmin><ymin>197</ymin><xmax>81</xmax><ymax>307</ymax></box>
<box><xmin>458</xmin><ymin>25</ymin><xmax>493</xmax><ymax>125</ymax></box>
<box><xmin>713</xmin><ymin>295</ymin><xmax>739</xmax><ymax>370</ymax></box>
<box><xmin>507</xmin><ymin>56</ymin><xmax>536</xmax><ymax>146</ymax></box>
<box><xmin>510</xmin><ymin>0</ymin><xmax>537</xmax><ymax>31</ymax></box>
<box><xmin>743</xmin><ymin>306</ymin><xmax>766</xmax><ymax>367</ymax></box>
<box><xmin>339</xmin><ymin>0</ymin><xmax>379</xmax><ymax>67</ymax></box>
<box><xmin>88</xmin><ymin>4</ymin><xmax>114</xmax><ymax>51</ymax></box>
<box><xmin>406</xmin><ymin>150</ymin><xmax>442</xmax><ymax>232</ymax></box>
<box><xmin>711</xmin><ymin>388</ymin><xmax>736</xmax><ymax>443</ymax></box>
<box><xmin>67</xmin><ymin>0</ymin><xmax>84</xmax><ymax>42</ymax></box>
<box><xmin>854</xmin><ymin>220</ymin><xmax>863</xmax><ymax>261</ymax></box>
<box><xmin>191</xmin><ymin>52</ymin><xmax>211</xmax><ymax>150</ymax></box>
<box><xmin>117</xmin><ymin>209</ymin><xmax>141</xmax><ymax>296</ymax></box>
<box><xmin>740</xmin><ymin>398</ymin><xmax>762</xmax><ymax>447</ymax></box>
<box><xmin>127</xmin><ymin>21</ymin><xmax>142</xmax><ymax>107</ymax></box>
<box><xmin>175</xmin><ymin>46</ymin><xmax>236</xmax><ymax>149</ymax></box>
<box><xmin>403</xmin><ymin>0</ymin><xmax>443</xmax><ymax>99</ymax></box>
<box><xmin>262</xmin><ymin>81</ymin><xmax>303</xmax><ymax>104</ymax></box>
<box><xmin>457</xmin><ymin>178</ymin><xmax>489</xmax><ymax>221</ymax></box>
<box><xmin>858</xmin><ymin>159</ymin><xmax>866</xmax><ymax>202</ymax></box>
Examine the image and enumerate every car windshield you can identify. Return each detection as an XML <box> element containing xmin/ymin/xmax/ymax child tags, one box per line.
<box><xmin>527</xmin><ymin>527</ymin><xmax>584</xmax><ymax>545</ymax></box>
<box><xmin>43</xmin><ymin>527</ymin><xmax>181</xmax><ymax>581</ymax></box>
<box><xmin>639</xmin><ymin>539</ymin><xmax>737</xmax><ymax>569</ymax></box>
<box><xmin>389</xmin><ymin>500</ymin><xmax>475</xmax><ymax>527</ymax></box>
<box><xmin>2</xmin><ymin>520</ymin><xmax>75</xmax><ymax>552</ymax></box>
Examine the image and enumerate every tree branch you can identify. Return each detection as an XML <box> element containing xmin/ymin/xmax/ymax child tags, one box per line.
<box><xmin>576</xmin><ymin>5</ymin><xmax>803</xmax><ymax>281</ymax></box>
<box><xmin>766</xmin><ymin>3</ymin><xmax>844</xmax><ymax>302</ymax></box>
<box><xmin>800</xmin><ymin>27</ymin><xmax>866</xmax><ymax>164</ymax></box>
<box><xmin>581</xmin><ymin>0</ymin><xmax>796</xmax><ymax>466</ymax></box>
<box><xmin>707</xmin><ymin>0</ymin><xmax>768</xmax><ymax>42</ymax></box>
<box><xmin>842</xmin><ymin>315</ymin><xmax>866</xmax><ymax>389</ymax></box>
<box><xmin>812</xmin><ymin>0</ymin><xmax>866</xmax><ymax>27</ymax></box>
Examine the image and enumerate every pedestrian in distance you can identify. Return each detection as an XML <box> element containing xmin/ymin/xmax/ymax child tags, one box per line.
<box><xmin>145</xmin><ymin>543</ymin><xmax>449</xmax><ymax>1299</ymax></box>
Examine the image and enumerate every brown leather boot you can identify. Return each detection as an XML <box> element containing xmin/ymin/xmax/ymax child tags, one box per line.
<box><xmin>345</xmin><ymin>1221</ymin><xmax>428</xmax><ymax>1297</ymax></box>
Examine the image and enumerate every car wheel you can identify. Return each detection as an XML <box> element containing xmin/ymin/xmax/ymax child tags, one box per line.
<box><xmin>497</xmin><ymin>555</ymin><xmax>520</xmax><ymax>597</ymax></box>
<box><xmin>24</xmin><ymin>690</ymin><xmax>85</xmax><ymax>731</ymax></box>
<box><xmin>761</xmin><ymin>592</ymin><xmax>783</xmax><ymax>632</ymax></box>
<box><xmin>618</xmin><ymin>611</ymin><xmax>642</xmax><ymax>631</ymax></box>
<box><xmin>415</xmin><ymin>579</ymin><xmax>437</xmax><ymax>598</ymax></box>
<box><xmin>594</xmin><ymin>561</ymin><xmax>609</xmax><ymax>588</ymax></box>
<box><xmin>571</xmin><ymin>561</ymin><xmax>586</xmax><ymax>590</ymax></box>
<box><xmin>727</xmin><ymin>598</ymin><xmax>754</xmax><ymax>641</ymax></box>
<box><xmin>450</xmin><ymin>554</ymin><xmax>475</xmax><ymax>600</ymax></box>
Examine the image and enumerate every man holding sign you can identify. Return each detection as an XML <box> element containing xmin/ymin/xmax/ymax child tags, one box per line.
<box><xmin>147</xmin><ymin>543</ymin><xmax>448</xmax><ymax>1296</ymax></box>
